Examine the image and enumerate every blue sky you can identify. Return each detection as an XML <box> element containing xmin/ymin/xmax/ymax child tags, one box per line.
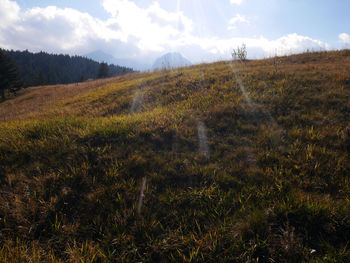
<box><xmin>1</xmin><ymin>0</ymin><xmax>350</xmax><ymax>65</ymax></box>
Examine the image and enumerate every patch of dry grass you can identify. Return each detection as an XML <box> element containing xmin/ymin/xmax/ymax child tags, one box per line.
<box><xmin>0</xmin><ymin>72</ymin><xmax>143</xmax><ymax>121</ymax></box>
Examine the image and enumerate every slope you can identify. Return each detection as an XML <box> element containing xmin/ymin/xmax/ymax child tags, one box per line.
<box><xmin>0</xmin><ymin>50</ymin><xmax>350</xmax><ymax>262</ymax></box>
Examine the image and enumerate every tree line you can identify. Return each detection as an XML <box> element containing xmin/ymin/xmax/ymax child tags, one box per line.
<box><xmin>0</xmin><ymin>49</ymin><xmax>134</xmax><ymax>99</ymax></box>
<box><xmin>0</xmin><ymin>50</ymin><xmax>22</xmax><ymax>100</ymax></box>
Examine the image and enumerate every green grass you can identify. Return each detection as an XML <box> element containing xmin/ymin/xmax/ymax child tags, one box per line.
<box><xmin>0</xmin><ymin>50</ymin><xmax>350</xmax><ymax>262</ymax></box>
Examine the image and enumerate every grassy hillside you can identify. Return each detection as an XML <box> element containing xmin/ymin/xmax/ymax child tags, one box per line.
<box><xmin>0</xmin><ymin>50</ymin><xmax>350</xmax><ymax>262</ymax></box>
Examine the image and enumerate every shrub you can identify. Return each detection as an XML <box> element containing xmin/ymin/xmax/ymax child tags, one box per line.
<box><xmin>232</xmin><ymin>44</ymin><xmax>247</xmax><ymax>62</ymax></box>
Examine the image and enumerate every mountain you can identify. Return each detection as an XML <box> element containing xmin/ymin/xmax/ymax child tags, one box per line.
<box><xmin>152</xmin><ymin>52</ymin><xmax>192</xmax><ymax>70</ymax></box>
<box><xmin>114</xmin><ymin>58</ymin><xmax>150</xmax><ymax>72</ymax></box>
<box><xmin>85</xmin><ymin>50</ymin><xmax>150</xmax><ymax>71</ymax></box>
<box><xmin>84</xmin><ymin>50</ymin><xmax>117</xmax><ymax>65</ymax></box>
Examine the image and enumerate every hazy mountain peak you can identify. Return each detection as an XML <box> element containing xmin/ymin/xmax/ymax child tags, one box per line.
<box><xmin>152</xmin><ymin>52</ymin><xmax>192</xmax><ymax>70</ymax></box>
<box><xmin>85</xmin><ymin>50</ymin><xmax>151</xmax><ymax>71</ymax></box>
<box><xmin>84</xmin><ymin>50</ymin><xmax>116</xmax><ymax>64</ymax></box>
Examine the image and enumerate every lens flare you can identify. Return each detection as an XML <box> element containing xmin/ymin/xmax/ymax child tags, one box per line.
<box><xmin>137</xmin><ymin>176</ymin><xmax>147</xmax><ymax>215</ymax></box>
<box><xmin>197</xmin><ymin>120</ymin><xmax>209</xmax><ymax>157</ymax></box>
<box><xmin>130</xmin><ymin>90</ymin><xmax>144</xmax><ymax>113</ymax></box>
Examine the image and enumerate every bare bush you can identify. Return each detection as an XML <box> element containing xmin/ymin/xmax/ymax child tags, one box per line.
<box><xmin>232</xmin><ymin>44</ymin><xmax>247</xmax><ymax>62</ymax></box>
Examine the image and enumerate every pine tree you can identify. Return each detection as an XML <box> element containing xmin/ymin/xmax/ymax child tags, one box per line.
<box><xmin>36</xmin><ymin>71</ymin><xmax>46</xmax><ymax>86</ymax></box>
<box><xmin>97</xmin><ymin>62</ymin><xmax>109</xmax><ymax>79</ymax></box>
<box><xmin>0</xmin><ymin>49</ymin><xmax>22</xmax><ymax>100</ymax></box>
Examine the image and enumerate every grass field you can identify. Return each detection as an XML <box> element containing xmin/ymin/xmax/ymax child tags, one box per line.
<box><xmin>0</xmin><ymin>50</ymin><xmax>350</xmax><ymax>262</ymax></box>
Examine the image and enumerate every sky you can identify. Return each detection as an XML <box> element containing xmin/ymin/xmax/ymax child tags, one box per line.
<box><xmin>1</xmin><ymin>0</ymin><xmax>350</xmax><ymax>65</ymax></box>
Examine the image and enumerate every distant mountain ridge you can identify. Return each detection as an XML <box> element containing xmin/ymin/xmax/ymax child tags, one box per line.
<box><xmin>84</xmin><ymin>50</ymin><xmax>149</xmax><ymax>71</ymax></box>
<box><xmin>84</xmin><ymin>50</ymin><xmax>116</xmax><ymax>65</ymax></box>
<box><xmin>152</xmin><ymin>52</ymin><xmax>192</xmax><ymax>70</ymax></box>
<box><xmin>85</xmin><ymin>50</ymin><xmax>192</xmax><ymax>71</ymax></box>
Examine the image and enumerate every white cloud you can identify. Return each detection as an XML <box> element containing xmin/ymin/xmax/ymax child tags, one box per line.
<box><xmin>339</xmin><ymin>33</ymin><xmax>350</xmax><ymax>45</ymax></box>
<box><xmin>0</xmin><ymin>0</ymin><xmax>193</xmax><ymax>55</ymax></box>
<box><xmin>229</xmin><ymin>14</ymin><xmax>249</xmax><ymax>25</ymax></box>
<box><xmin>101</xmin><ymin>0</ymin><xmax>193</xmax><ymax>51</ymax></box>
<box><xmin>0</xmin><ymin>0</ymin><xmax>20</xmax><ymax>48</ymax></box>
<box><xmin>0</xmin><ymin>0</ymin><xmax>125</xmax><ymax>53</ymax></box>
<box><xmin>21</xmin><ymin>6</ymin><xmax>123</xmax><ymax>50</ymax></box>
<box><xmin>228</xmin><ymin>14</ymin><xmax>250</xmax><ymax>30</ymax></box>
<box><xmin>172</xmin><ymin>33</ymin><xmax>330</xmax><ymax>61</ymax></box>
<box><xmin>0</xmin><ymin>0</ymin><xmax>20</xmax><ymax>28</ymax></box>
<box><xmin>230</xmin><ymin>0</ymin><xmax>244</xmax><ymax>5</ymax></box>
<box><xmin>267</xmin><ymin>33</ymin><xmax>331</xmax><ymax>55</ymax></box>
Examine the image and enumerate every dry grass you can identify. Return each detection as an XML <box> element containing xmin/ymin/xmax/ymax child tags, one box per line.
<box><xmin>0</xmin><ymin>50</ymin><xmax>350</xmax><ymax>262</ymax></box>
<box><xmin>0</xmin><ymin>72</ymin><xmax>144</xmax><ymax>121</ymax></box>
